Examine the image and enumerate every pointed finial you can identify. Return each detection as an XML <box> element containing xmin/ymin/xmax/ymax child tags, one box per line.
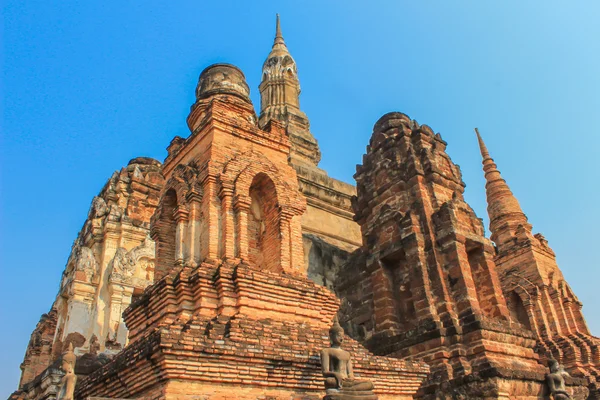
<box><xmin>475</xmin><ymin>128</ymin><xmax>490</xmax><ymax>159</ymax></box>
<box><xmin>274</xmin><ymin>14</ymin><xmax>285</xmax><ymax>46</ymax></box>
<box><xmin>474</xmin><ymin>127</ymin><xmax>531</xmax><ymax>246</ymax></box>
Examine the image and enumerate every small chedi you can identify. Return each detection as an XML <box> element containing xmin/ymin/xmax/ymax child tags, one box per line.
<box><xmin>10</xmin><ymin>14</ymin><xmax>599</xmax><ymax>400</ymax></box>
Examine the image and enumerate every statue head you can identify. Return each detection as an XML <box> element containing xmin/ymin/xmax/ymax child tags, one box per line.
<box><xmin>329</xmin><ymin>315</ymin><xmax>345</xmax><ymax>347</ymax></box>
<box><xmin>61</xmin><ymin>343</ymin><xmax>76</xmax><ymax>373</ymax></box>
<box><xmin>548</xmin><ymin>358</ymin><xmax>560</xmax><ymax>373</ymax></box>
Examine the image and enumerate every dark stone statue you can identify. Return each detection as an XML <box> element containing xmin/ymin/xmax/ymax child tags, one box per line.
<box><xmin>546</xmin><ymin>359</ymin><xmax>571</xmax><ymax>400</ymax></box>
<box><xmin>320</xmin><ymin>316</ymin><xmax>377</xmax><ymax>400</ymax></box>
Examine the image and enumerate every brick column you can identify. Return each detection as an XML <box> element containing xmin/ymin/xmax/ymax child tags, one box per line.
<box><xmin>403</xmin><ymin>238</ymin><xmax>437</xmax><ymax>322</ymax></box>
<box><xmin>278</xmin><ymin>210</ymin><xmax>293</xmax><ymax>273</ymax></box>
<box><xmin>173</xmin><ymin>206</ymin><xmax>189</xmax><ymax>264</ymax></box>
<box><xmin>542</xmin><ymin>286</ymin><xmax>563</xmax><ymax>336</ymax></box>
<box><xmin>479</xmin><ymin>246</ymin><xmax>511</xmax><ymax>319</ymax></box>
<box><xmin>550</xmin><ymin>288</ymin><xmax>572</xmax><ymax>334</ymax></box>
<box><xmin>107</xmin><ymin>283</ymin><xmax>134</xmax><ymax>348</ymax></box>
<box><xmin>202</xmin><ymin>176</ymin><xmax>219</xmax><ymax>261</ymax></box>
<box><xmin>63</xmin><ymin>281</ymin><xmax>95</xmax><ymax>346</ymax></box>
<box><xmin>219</xmin><ymin>185</ymin><xmax>235</xmax><ymax>260</ymax></box>
<box><xmin>234</xmin><ymin>198</ymin><xmax>250</xmax><ymax>261</ymax></box>
<box><xmin>535</xmin><ymin>294</ymin><xmax>553</xmax><ymax>339</ymax></box>
<box><xmin>186</xmin><ymin>191</ymin><xmax>202</xmax><ymax>267</ymax></box>
<box><xmin>371</xmin><ymin>261</ymin><xmax>400</xmax><ymax>332</ymax></box>
<box><xmin>289</xmin><ymin>215</ymin><xmax>304</xmax><ymax>274</ymax></box>
<box><xmin>447</xmin><ymin>240</ymin><xmax>482</xmax><ymax>318</ymax></box>
<box><xmin>526</xmin><ymin>301</ymin><xmax>542</xmax><ymax>338</ymax></box>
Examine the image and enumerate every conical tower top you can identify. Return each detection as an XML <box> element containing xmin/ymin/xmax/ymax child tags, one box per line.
<box><xmin>274</xmin><ymin>14</ymin><xmax>284</xmax><ymax>45</ymax></box>
<box><xmin>475</xmin><ymin>128</ymin><xmax>531</xmax><ymax>247</ymax></box>
<box><xmin>259</xmin><ymin>14</ymin><xmax>321</xmax><ymax>166</ymax></box>
<box><xmin>268</xmin><ymin>14</ymin><xmax>290</xmax><ymax>57</ymax></box>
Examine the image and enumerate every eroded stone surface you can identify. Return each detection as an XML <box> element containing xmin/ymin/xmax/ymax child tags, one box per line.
<box><xmin>17</xmin><ymin>158</ymin><xmax>164</xmax><ymax>394</ymax></box>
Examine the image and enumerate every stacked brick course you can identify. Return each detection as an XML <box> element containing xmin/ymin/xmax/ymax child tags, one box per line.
<box><xmin>77</xmin><ymin>263</ymin><xmax>428</xmax><ymax>399</ymax></box>
<box><xmin>18</xmin><ymin>310</ymin><xmax>59</xmax><ymax>389</ymax></box>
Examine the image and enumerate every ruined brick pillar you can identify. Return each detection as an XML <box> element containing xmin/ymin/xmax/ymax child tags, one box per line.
<box><xmin>476</xmin><ymin>129</ymin><xmax>600</xmax><ymax>393</ymax></box>
<box><xmin>336</xmin><ymin>113</ymin><xmax>588</xmax><ymax>399</ymax></box>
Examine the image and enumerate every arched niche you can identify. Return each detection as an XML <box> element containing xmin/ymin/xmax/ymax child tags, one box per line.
<box><xmin>247</xmin><ymin>173</ymin><xmax>281</xmax><ymax>273</ymax></box>
<box><xmin>221</xmin><ymin>150</ymin><xmax>306</xmax><ymax>273</ymax></box>
<box><xmin>507</xmin><ymin>290</ymin><xmax>532</xmax><ymax>330</ymax></box>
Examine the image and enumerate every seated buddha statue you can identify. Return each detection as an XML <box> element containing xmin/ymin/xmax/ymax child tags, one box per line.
<box><xmin>546</xmin><ymin>359</ymin><xmax>571</xmax><ymax>400</ymax></box>
<box><xmin>57</xmin><ymin>343</ymin><xmax>77</xmax><ymax>400</ymax></box>
<box><xmin>320</xmin><ymin>316</ymin><xmax>377</xmax><ymax>400</ymax></box>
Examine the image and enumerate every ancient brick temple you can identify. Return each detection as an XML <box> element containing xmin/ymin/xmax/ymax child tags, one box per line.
<box><xmin>11</xmin><ymin>15</ymin><xmax>598</xmax><ymax>400</ymax></box>
<box><xmin>336</xmin><ymin>113</ymin><xmax>597</xmax><ymax>399</ymax></box>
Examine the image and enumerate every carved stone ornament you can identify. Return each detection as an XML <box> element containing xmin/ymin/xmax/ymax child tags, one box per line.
<box><xmin>109</xmin><ymin>236</ymin><xmax>156</xmax><ymax>285</ymax></box>
<box><xmin>88</xmin><ymin>196</ymin><xmax>109</xmax><ymax>219</ymax></box>
<box><xmin>108</xmin><ymin>247</ymin><xmax>135</xmax><ymax>282</ymax></box>
<box><xmin>68</xmin><ymin>244</ymin><xmax>98</xmax><ymax>282</ymax></box>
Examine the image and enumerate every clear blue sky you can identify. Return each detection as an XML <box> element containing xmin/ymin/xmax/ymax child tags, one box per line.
<box><xmin>2</xmin><ymin>1</ymin><xmax>599</xmax><ymax>396</ymax></box>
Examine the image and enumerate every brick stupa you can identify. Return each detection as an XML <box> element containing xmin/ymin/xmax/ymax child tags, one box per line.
<box><xmin>476</xmin><ymin>129</ymin><xmax>600</xmax><ymax>395</ymax></box>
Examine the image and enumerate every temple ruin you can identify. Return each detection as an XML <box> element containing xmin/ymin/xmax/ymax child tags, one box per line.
<box><xmin>10</xmin><ymin>15</ymin><xmax>598</xmax><ymax>400</ymax></box>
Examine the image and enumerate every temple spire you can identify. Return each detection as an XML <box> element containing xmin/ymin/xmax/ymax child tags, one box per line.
<box><xmin>475</xmin><ymin>127</ymin><xmax>490</xmax><ymax>159</ymax></box>
<box><xmin>475</xmin><ymin>128</ymin><xmax>531</xmax><ymax>247</ymax></box>
<box><xmin>259</xmin><ymin>13</ymin><xmax>321</xmax><ymax>166</ymax></box>
<box><xmin>274</xmin><ymin>14</ymin><xmax>285</xmax><ymax>46</ymax></box>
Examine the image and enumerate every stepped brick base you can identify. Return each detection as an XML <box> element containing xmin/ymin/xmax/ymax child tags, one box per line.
<box><xmin>75</xmin><ymin>262</ymin><xmax>429</xmax><ymax>399</ymax></box>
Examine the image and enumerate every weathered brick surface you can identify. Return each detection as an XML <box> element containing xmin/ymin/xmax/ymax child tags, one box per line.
<box><xmin>17</xmin><ymin>310</ymin><xmax>58</xmax><ymax>389</ymax></box>
<box><xmin>17</xmin><ymin>19</ymin><xmax>600</xmax><ymax>400</ymax></box>
<box><xmin>76</xmin><ymin>263</ymin><xmax>428</xmax><ymax>399</ymax></box>
<box><xmin>336</xmin><ymin>112</ymin><xmax>588</xmax><ymax>399</ymax></box>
